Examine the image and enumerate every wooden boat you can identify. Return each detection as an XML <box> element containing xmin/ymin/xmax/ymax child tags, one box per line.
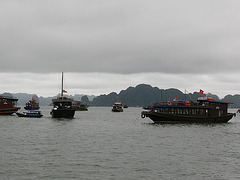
<box><xmin>141</xmin><ymin>96</ymin><xmax>236</xmax><ymax>123</ymax></box>
<box><xmin>24</xmin><ymin>98</ymin><xmax>40</xmax><ymax>110</ymax></box>
<box><xmin>50</xmin><ymin>72</ymin><xmax>76</xmax><ymax>118</ymax></box>
<box><xmin>123</xmin><ymin>103</ymin><xmax>128</xmax><ymax>108</ymax></box>
<box><xmin>72</xmin><ymin>101</ymin><xmax>88</xmax><ymax>111</ymax></box>
<box><xmin>0</xmin><ymin>96</ymin><xmax>21</xmax><ymax>115</ymax></box>
<box><xmin>16</xmin><ymin>110</ymin><xmax>43</xmax><ymax>118</ymax></box>
<box><xmin>112</xmin><ymin>102</ymin><xmax>123</xmax><ymax>112</ymax></box>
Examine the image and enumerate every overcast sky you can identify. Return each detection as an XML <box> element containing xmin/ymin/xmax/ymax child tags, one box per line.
<box><xmin>1</xmin><ymin>0</ymin><xmax>240</xmax><ymax>98</ymax></box>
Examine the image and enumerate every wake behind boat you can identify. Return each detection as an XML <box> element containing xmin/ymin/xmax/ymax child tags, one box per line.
<box><xmin>141</xmin><ymin>96</ymin><xmax>236</xmax><ymax>123</ymax></box>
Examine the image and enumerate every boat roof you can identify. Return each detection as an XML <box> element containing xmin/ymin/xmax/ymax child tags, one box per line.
<box><xmin>0</xmin><ymin>96</ymin><xmax>18</xmax><ymax>101</ymax></box>
<box><xmin>197</xmin><ymin>97</ymin><xmax>232</xmax><ymax>104</ymax></box>
<box><xmin>155</xmin><ymin>104</ymin><xmax>213</xmax><ymax>109</ymax></box>
<box><xmin>114</xmin><ymin>102</ymin><xmax>122</xmax><ymax>105</ymax></box>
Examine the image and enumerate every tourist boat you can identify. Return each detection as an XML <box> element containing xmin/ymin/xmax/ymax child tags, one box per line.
<box><xmin>16</xmin><ymin>110</ymin><xmax>43</xmax><ymax>118</ymax></box>
<box><xmin>72</xmin><ymin>101</ymin><xmax>88</xmax><ymax>111</ymax></box>
<box><xmin>24</xmin><ymin>98</ymin><xmax>40</xmax><ymax>110</ymax></box>
<box><xmin>141</xmin><ymin>96</ymin><xmax>236</xmax><ymax>123</ymax></box>
<box><xmin>0</xmin><ymin>96</ymin><xmax>21</xmax><ymax>115</ymax></box>
<box><xmin>50</xmin><ymin>72</ymin><xmax>76</xmax><ymax>118</ymax></box>
<box><xmin>112</xmin><ymin>102</ymin><xmax>123</xmax><ymax>112</ymax></box>
<box><xmin>123</xmin><ymin>103</ymin><xmax>128</xmax><ymax>108</ymax></box>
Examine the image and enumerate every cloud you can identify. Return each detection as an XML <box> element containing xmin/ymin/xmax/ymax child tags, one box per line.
<box><xmin>0</xmin><ymin>1</ymin><xmax>240</xmax><ymax>98</ymax></box>
<box><xmin>0</xmin><ymin>72</ymin><xmax>239</xmax><ymax>98</ymax></box>
<box><xmin>1</xmin><ymin>0</ymin><xmax>240</xmax><ymax>74</ymax></box>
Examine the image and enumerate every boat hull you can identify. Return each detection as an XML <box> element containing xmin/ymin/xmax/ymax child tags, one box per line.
<box><xmin>24</xmin><ymin>107</ymin><xmax>40</xmax><ymax>110</ymax></box>
<box><xmin>142</xmin><ymin>111</ymin><xmax>235</xmax><ymax>123</ymax></box>
<box><xmin>50</xmin><ymin>109</ymin><xmax>75</xmax><ymax>118</ymax></box>
<box><xmin>0</xmin><ymin>107</ymin><xmax>21</xmax><ymax>115</ymax></box>
<box><xmin>16</xmin><ymin>112</ymin><xmax>43</xmax><ymax>118</ymax></box>
<box><xmin>112</xmin><ymin>109</ymin><xmax>123</xmax><ymax>112</ymax></box>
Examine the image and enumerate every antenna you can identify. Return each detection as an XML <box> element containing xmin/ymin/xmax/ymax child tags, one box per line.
<box><xmin>61</xmin><ymin>72</ymin><xmax>63</xmax><ymax>97</ymax></box>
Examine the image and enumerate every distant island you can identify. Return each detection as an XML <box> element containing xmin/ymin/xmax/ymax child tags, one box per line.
<box><xmin>2</xmin><ymin>84</ymin><xmax>240</xmax><ymax>107</ymax></box>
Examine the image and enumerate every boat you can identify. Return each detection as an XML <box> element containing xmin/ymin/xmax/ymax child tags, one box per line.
<box><xmin>143</xmin><ymin>105</ymin><xmax>152</xmax><ymax>110</ymax></box>
<box><xmin>16</xmin><ymin>110</ymin><xmax>43</xmax><ymax>118</ymax></box>
<box><xmin>141</xmin><ymin>96</ymin><xmax>236</xmax><ymax>123</ymax></box>
<box><xmin>24</xmin><ymin>98</ymin><xmax>40</xmax><ymax>110</ymax></box>
<box><xmin>123</xmin><ymin>103</ymin><xmax>128</xmax><ymax>108</ymax></box>
<box><xmin>50</xmin><ymin>72</ymin><xmax>76</xmax><ymax>118</ymax></box>
<box><xmin>72</xmin><ymin>101</ymin><xmax>88</xmax><ymax>111</ymax></box>
<box><xmin>0</xmin><ymin>96</ymin><xmax>21</xmax><ymax>115</ymax></box>
<box><xmin>112</xmin><ymin>102</ymin><xmax>123</xmax><ymax>112</ymax></box>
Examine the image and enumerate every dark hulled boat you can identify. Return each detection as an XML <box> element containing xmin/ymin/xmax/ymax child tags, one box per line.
<box><xmin>72</xmin><ymin>101</ymin><xmax>88</xmax><ymax>111</ymax></box>
<box><xmin>24</xmin><ymin>98</ymin><xmax>40</xmax><ymax>110</ymax></box>
<box><xmin>112</xmin><ymin>102</ymin><xmax>123</xmax><ymax>112</ymax></box>
<box><xmin>0</xmin><ymin>96</ymin><xmax>21</xmax><ymax>115</ymax></box>
<box><xmin>141</xmin><ymin>96</ymin><xmax>235</xmax><ymax>123</ymax></box>
<box><xmin>50</xmin><ymin>72</ymin><xmax>76</xmax><ymax>118</ymax></box>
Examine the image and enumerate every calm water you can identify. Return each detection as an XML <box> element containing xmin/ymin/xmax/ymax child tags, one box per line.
<box><xmin>1</xmin><ymin>107</ymin><xmax>240</xmax><ymax>180</ymax></box>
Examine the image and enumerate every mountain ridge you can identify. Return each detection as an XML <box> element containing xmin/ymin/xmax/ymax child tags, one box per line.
<box><xmin>2</xmin><ymin>84</ymin><xmax>240</xmax><ymax>107</ymax></box>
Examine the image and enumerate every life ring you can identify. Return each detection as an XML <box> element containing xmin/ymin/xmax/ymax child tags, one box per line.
<box><xmin>186</xmin><ymin>101</ymin><xmax>191</xmax><ymax>106</ymax></box>
<box><xmin>141</xmin><ymin>114</ymin><xmax>145</xmax><ymax>118</ymax></box>
<box><xmin>167</xmin><ymin>101</ymin><xmax>171</xmax><ymax>105</ymax></box>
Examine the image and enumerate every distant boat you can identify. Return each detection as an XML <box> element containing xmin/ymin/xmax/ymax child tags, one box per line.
<box><xmin>141</xmin><ymin>96</ymin><xmax>235</xmax><ymax>123</ymax></box>
<box><xmin>112</xmin><ymin>102</ymin><xmax>123</xmax><ymax>112</ymax></box>
<box><xmin>16</xmin><ymin>110</ymin><xmax>43</xmax><ymax>118</ymax></box>
<box><xmin>24</xmin><ymin>98</ymin><xmax>40</xmax><ymax>110</ymax></box>
<box><xmin>123</xmin><ymin>103</ymin><xmax>128</xmax><ymax>108</ymax></box>
<box><xmin>72</xmin><ymin>101</ymin><xmax>88</xmax><ymax>111</ymax></box>
<box><xmin>0</xmin><ymin>96</ymin><xmax>21</xmax><ymax>115</ymax></box>
<box><xmin>50</xmin><ymin>72</ymin><xmax>76</xmax><ymax>118</ymax></box>
<box><xmin>143</xmin><ymin>105</ymin><xmax>152</xmax><ymax>110</ymax></box>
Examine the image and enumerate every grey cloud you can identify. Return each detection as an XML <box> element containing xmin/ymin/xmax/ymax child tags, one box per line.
<box><xmin>1</xmin><ymin>0</ymin><xmax>240</xmax><ymax>75</ymax></box>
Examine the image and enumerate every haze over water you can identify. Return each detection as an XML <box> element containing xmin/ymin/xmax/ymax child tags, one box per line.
<box><xmin>1</xmin><ymin>107</ymin><xmax>240</xmax><ymax>179</ymax></box>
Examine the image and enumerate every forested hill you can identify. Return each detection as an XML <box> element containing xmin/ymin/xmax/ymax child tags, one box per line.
<box><xmin>3</xmin><ymin>84</ymin><xmax>240</xmax><ymax>107</ymax></box>
<box><xmin>91</xmin><ymin>84</ymin><xmax>221</xmax><ymax>107</ymax></box>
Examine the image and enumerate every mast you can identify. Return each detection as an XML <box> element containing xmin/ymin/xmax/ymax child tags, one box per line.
<box><xmin>61</xmin><ymin>72</ymin><xmax>63</xmax><ymax>97</ymax></box>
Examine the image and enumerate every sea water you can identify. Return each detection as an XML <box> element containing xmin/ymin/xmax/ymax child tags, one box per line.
<box><xmin>0</xmin><ymin>107</ymin><xmax>240</xmax><ymax>180</ymax></box>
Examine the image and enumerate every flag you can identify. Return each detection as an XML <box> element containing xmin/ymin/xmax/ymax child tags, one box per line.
<box><xmin>63</xmin><ymin>90</ymin><xmax>67</xmax><ymax>93</ymax></box>
<box><xmin>199</xmin><ymin>89</ymin><xmax>204</xmax><ymax>94</ymax></box>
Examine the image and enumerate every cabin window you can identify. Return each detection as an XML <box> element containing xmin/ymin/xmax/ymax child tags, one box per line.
<box><xmin>192</xmin><ymin>109</ymin><xmax>196</xmax><ymax>114</ymax></box>
<box><xmin>200</xmin><ymin>109</ymin><xmax>205</xmax><ymax>114</ymax></box>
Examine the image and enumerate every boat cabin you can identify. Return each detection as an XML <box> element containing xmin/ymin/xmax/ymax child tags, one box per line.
<box><xmin>52</xmin><ymin>97</ymin><xmax>73</xmax><ymax>110</ymax></box>
<box><xmin>0</xmin><ymin>96</ymin><xmax>19</xmax><ymax>109</ymax></box>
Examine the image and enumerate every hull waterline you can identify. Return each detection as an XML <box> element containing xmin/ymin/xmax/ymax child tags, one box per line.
<box><xmin>142</xmin><ymin>111</ymin><xmax>235</xmax><ymax>123</ymax></box>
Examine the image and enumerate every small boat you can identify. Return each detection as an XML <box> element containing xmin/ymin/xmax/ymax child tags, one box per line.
<box><xmin>24</xmin><ymin>98</ymin><xmax>40</xmax><ymax>110</ymax></box>
<box><xmin>50</xmin><ymin>72</ymin><xmax>76</xmax><ymax>118</ymax></box>
<box><xmin>141</xmin><ymin>96</ymin><xmax>236</xmax><ymax>123</ymax></box>
<box><xmin>143</xmin><ymin>105</ymin><xmax>152</xmax><ymax>110</ymax></box>
<box><xmin>123</xmin><ymin>103</ymin><xmax>128</xmax><ymax>108</ymax></box>
<box><xmin>0</xmin><ymin>96</ymin><xmax>21</xmax><ymax>115</ymax></box>
<box><xmin>112</xmin><ymin>102</ymin><xmax>123</xmax><ymax>112</ymax></box>
<box><xmin>16</xmin><ymin>110</ymin><xmax>43</xmax><ymax>118</ymax></box>
<box><xmin>72</xmin><ymin>101</ymin><xmax>88</xmax><ymax>111</ymax></box>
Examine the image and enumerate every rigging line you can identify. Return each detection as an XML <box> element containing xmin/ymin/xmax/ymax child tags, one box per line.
<box><xmin>185</xmin><ymin>89</ymin><xmax>193</xmax><ymax>100</ymax></box>
<box><xmin>133</xmin><ymin>116</ymin><xmax>140</xmax><ymax>123</ymax></box>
